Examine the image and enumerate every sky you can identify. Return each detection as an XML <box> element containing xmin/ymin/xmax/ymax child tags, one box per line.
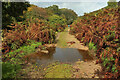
<box><xmin>28</xmin><ymin>0</ymin><xmax>120</xmax><ymax>2</ymax></box>
<box><xmin>29</xmin><ymin>0</ymin><xmax>120</xmax><ymax>16</ymax></box>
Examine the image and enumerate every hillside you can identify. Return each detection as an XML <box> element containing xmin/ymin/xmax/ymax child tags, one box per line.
<box><xmin>70</xmin><ymin>5</ymin><xmax>120</xmax><ymax>78</ymax></box>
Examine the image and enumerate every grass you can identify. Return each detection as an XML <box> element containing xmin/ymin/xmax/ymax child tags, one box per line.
<box><xmin>44</xmin><ymin>62</ymin><xmax>74</xmax><ymax>78</ymax></box>
<box><xmin>57</xmin><ymin>27</ymin><xmax>69</xmax><ymax>48</ymax></box>
<box><xmin>2</xmin><ymin>62</ymin><xmax>21</xmax><ymax>78</ymax></box>
<box><xmin>57</xmin><ymin>32</ymin><xmax>68</xmax><ymax>48</ymax></box>
<box><xmin>88</xmin><ymin>42</ymin><xmax>97</xmax><ymax>51</ymax></box>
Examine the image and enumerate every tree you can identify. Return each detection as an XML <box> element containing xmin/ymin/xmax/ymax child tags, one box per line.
<box><xmin>108</xmin><ymin>0</ymin><xmax>116</xmax><ymax>2</ymax></box>
<box><xmin>107</xmin><ymin>0</ymin><xmax>118</xmax><ymax>7</ymax></box>
<box><xmin>24</xmin><ymin>5</ymin><xmax>50</xmax><ymax>20</ymax></box>
<box><xmin>48</xmin><ymin>15</ymin><xmax>67</xmax><ymax>31</ymax></box>
<box><xmin>60</xmin><ymin>8</ymin><xmax>78</xmax><ymax>25</ymax></box>
<box><xmin>46</xmin><ymin>5</ymin><xmax>61</xmax><ymax>15</ymax></box>
<box><xmin>2</xmin><ymin>2</ymin><xmax>30</xmax><ymax>29</ymax></box>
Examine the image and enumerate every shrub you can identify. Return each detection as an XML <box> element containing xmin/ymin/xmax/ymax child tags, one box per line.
<box><xmin>2</xmin><ymin>18</ymin><xmax>56</xmax><ymax>54</ymax></box>
<box><xmin>60</xmin><ymin>8</ymin><xmax>78</xmax><ymax>25</ymax></box>
<box><xmin>100</xmin><ymin>48</ymin><xmax>119</xmax><ymax>78</ymax></box>
<box><xmin>2</xmin><ymin>42</ymin><xmax>42</xmax><ymax>63</ymax></box>
<box><xmin>2</xmin><ymin>62</ymin><xmax>21</xmax><ymax>78</ymax></box>
<box><xmin>2</xmin><ymin>23</ymin><xmax>27</xmax><ymax>54</ymax></box>
<box><xmin>48</xmin><ymin>15</ymin><xmax>67</xmax><ymax>31</ymax></box>
<box><xmin>107</xmin><ymin>1</ymin><xmax>118</xmax><ymax>7</ymax></box>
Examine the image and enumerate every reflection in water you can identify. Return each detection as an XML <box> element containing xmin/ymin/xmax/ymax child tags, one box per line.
<box><xmin>53</xmin><ymin>48</ymin><xmax>83</xmax><ymax>62</ymax></box>
<box><xmin>26</xmin><ymin>47</ymin><xmax>93</xmax><ymax>66</ymax></box>
<box><xmin>78</xmin><ymin>50</ymin><xmax>93</xmax><ymax>61</ymax></box>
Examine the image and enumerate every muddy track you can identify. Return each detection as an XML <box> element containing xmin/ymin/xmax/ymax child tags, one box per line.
<box><xmin>56</xmin><ymin>28</ymin><xmax>103</xmax><ymax>78</ymax></box>
<box><xmin>18</xmin><ymin>28</ymin><xmax>103</xmax><ymax>78</ymax></box>
<box><xmin>56</xmin><ymin>27</ymin><xmax>88</xmax><ymax>51</ymax></box>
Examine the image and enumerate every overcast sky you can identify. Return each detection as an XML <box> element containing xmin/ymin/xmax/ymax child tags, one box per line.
<box><xmin>29</xmin><ymin>0</ymin><xmax>120</xmax><ymax>16</ymax></box>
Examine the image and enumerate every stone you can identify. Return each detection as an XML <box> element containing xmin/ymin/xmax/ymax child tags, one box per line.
<box><xmin>80</xmin><ymin>61</ymin><xmax>84</xmax><ymax>63</ymax></box>
<box><xmin>36</xmin><ymin>48</ymin><xmax>41</xmax><ymax>52</ymax></box>
<box><xmin>76</xmin><ymin>61</ymin><xmax>81</xmax><ymax>64</ymax></box>
<box><xmin>41</xmin><ymin>50</ymin><xmax>49</xmax><ymax>54</ymax></box>
<box><xmin>94</xmin><ymin>76</ymin><xmax>99</xmax><ymax>78</ymax></box>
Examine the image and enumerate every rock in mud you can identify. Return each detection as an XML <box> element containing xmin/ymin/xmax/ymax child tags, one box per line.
<box><xmin>41</xmin><ymin>50</ymin><xmax>49</xmax><ymax>54</ymax></box>
<box><xmin>36</xmin><ymin>48</ymin><xmax>41</xmax><ymax>52</ymax></box>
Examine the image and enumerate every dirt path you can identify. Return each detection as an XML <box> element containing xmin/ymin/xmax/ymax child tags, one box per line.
<box><xmin>19</xmin><ymin>27</ymin><xmax>103</xmax><ymax>78</ymax></box>
<box><xmin>56</xmin><ymin>27</ymin><xmax>88</xmax><ymax>51</ymax></box>
<box><xmin>56</xmin><ymin>27</ymin><xmax>103</xmax><ymax>78</ymax></box>
<box><xmin>72</xmin><ymin>60</ymin><xmax>103</xmax><ymax>78</ymax></box>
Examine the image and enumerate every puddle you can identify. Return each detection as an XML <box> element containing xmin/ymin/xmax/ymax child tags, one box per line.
<box><xmin>26</xmin><ymin>47</ymin><xmax>93</xmax><ymax>66</ymax></box>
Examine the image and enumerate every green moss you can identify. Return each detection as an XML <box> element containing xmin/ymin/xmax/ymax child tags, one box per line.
<box><xmin>44</xmin><ymin>62</ymin><xmax>74</xmax><ymax>78</ymax></box>
<box><xmin>57</xmin><ymin>32</ymin><xmax>68</xmax><ymax>48</ymax></box>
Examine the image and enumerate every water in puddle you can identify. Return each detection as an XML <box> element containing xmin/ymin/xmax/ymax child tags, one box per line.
<box><xmin>26</xmin><ymin>47</ymin><xmax>93</xmax><ymax>66</ymax></box>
